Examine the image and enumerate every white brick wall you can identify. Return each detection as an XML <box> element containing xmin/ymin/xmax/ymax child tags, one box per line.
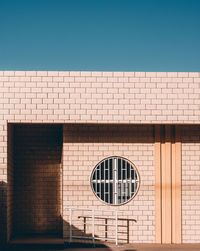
<box><xmin>182</xmin><ymin>126</ymin><xmax>200</xmax><ymax>243</ymax></box>
<box><xmin>0</xmin><ymin>71</ymin><xmax>200</xmax><ymax>128</ymax></box>
<box><xmin>1</xmin><ymin>71</ymin><xmax>200</xmax><ymax>244</ymax></box>
<box><xmin>62</xmin><ymin>124</ymin><xmax>155</xmax><ymax>243</ymax></box>
<box><xmin>0</xmin><ymin>70</ymin><xmax>198</xmax><ymax>180</ymax></box>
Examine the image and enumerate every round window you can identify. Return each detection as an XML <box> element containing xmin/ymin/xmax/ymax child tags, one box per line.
<box><xmin>90</xmin><ymin>156</ymin><xmax>140</xmax><ymax>205</ymax></box>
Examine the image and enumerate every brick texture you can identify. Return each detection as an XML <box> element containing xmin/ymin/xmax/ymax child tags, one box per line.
<box><xmin>62</xmin><ymin>124</ymin><xmax>155</xmax><ymax>243</ymax></box>
<box><xmin>0</xmin><ymin>71</ymin><xmax>200</xmax><ymax>245</ymax></box>
<box><xmin>182</xmin><ymin>126</ymin><xmax>200</xmax><ymax>243</ymax></box>
<box><xmin>0</xmin><ymin>71</ymin><xmax>200</xmax><ymax>127</ymax></box>
<box><xmin>10</xmin><ymin>124</ymin><xmax>63</xmax><ymax>237</ymax></box>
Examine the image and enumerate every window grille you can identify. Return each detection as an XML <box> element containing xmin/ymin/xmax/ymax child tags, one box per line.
<box><xmin>91</xmin><ymin>156</ymin><xmax>140</xmax><ymax>205</ymax></box>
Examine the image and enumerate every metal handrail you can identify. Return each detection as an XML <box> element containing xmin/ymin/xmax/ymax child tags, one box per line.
<box><xmin>64</xmin><ymin>207</ymin><xmax>137</xmax><ymax>246</ymax></box>
<box><xmin>64</xmin><ymin>206</ymin><xmax>124</xmax><ymax>212</ymax></box>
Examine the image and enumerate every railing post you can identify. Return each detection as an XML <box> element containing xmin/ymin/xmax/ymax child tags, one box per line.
<box><xmin>127</xmin><ymin>219</ymin><xmax>129</xmax><ymax>243</ymax></box>
<box><xmin>92</xmin><ymin>209</ymin><xmax>95</xmax><ymax>245</ymax></box>
<box><xmin>115</xmin><ymin>211</ymin><xmax>118</xmax><ymax>246</ymax></box>
<box><xmin>105</xmin><ymin>218</ymin><xmax>108</xmax><ymax>240</ymax></box>
<box><xmin>84</xmin><ymin>217</ymin><xmax>86</xmax><ymax>234</ymax></box>
<box><xmin>69</xmin><ymin>208</ymin><xmax>72</xmax><ymax>243</ymax></box>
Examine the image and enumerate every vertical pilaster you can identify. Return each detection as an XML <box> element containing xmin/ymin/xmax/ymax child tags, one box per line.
<box><xmin>161</xmin><ymin>125</ymin><xmax>172</xmax><ymax>243</ymax></box>
<box><xmin>155</xmin><ymin>125</ymin><xmax>162</xmax><ymax>243</ymax></box>
<box><xmin>172</xmin><ymin>125</ymin><xmax>182</xmax><ymax>243</ymax></box>
<box><xmin>155</xmin><ymin>125</ymin><xmax>182</xmax><ymax>244</ymax></box>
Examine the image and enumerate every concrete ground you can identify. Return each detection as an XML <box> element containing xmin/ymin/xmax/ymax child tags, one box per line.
<box><xmin>67</xmin><ymin>243</ymin><xmax>200</xmax><ymax>251</ymax></box>
<box><xmin>3</xmin><ymin>243</ymin><xmax>200</xmax><ymax>251</ymax></box>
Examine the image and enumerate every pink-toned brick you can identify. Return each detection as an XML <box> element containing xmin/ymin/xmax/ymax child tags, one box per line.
<box><xmin>3</xmin><ymin>71</ymin><xmax>15</xmax><ymax>76</ymax></box>
<box><xmin>156</xmin><ymin>72</ymin><xmax>167</xmax><ymax>77</ymax></box>
<box><xmin>41</xmin><ymin>76</ymin><xmax>53</xmax><ymax>82</ymax></box>
<box><xmin>167</xmin><ymin>72</ymin><xmax>178</xmax><ymax>77</ymax></box>
<box><xmin>47</xmin><ymin>71</ymin><xmax>59</xmax><ymax>76</ymax></box>
<box><xmin>58</xmin><ymin>71</ymin><xmax>70</xmax><ymax>76</ymax></box>
<box><xmin>0</xmin><ymin>77</ymin><xmax>9</xmax><ymax>81</ymax></box>
<box><xmin>14</xmin><ymin>71</ymin><xmax>26</xmax><ymax>76</ymax></box>
<box><xmin>74</xmin><ymin>77</ymin><xmax>85</xmax><ymax>82</ymax></box>
<box><xmin>69</xmin><ymin>71</ymin><xmax>81</xmax><ymax>76</ymax></box>
<box><xmin>178</xmin><ymin>72</ymin><xmax>189</xmax><ymax>77</ymax></box>
<box><xmin>107</xmin><ymin>77</ymin><xmax>119</xmax><ymax>82</ymax></box>
<box><xmin>129</xmin><ymin>77</ymin><xmax>140</xmax><ymax>82</ymax></box>
<box><xmin>0</xmin><ymin>70</ymin><xmax>200</xmax><ymax>245</ymax></box>
<box><xmin>80</xmin><ymin>71</ymin><xmax>92</xmax><ymax>77</ymax></box>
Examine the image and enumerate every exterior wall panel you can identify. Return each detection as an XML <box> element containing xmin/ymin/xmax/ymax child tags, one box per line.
<box><xmin>182</xmin><ymin>126</ymin><xmax>200</xmax><ymax>243</ymax></box>
<box><xmin>0</xmin><ymin>71</ymin><xmax>200</xmax><ymax>245</ymax></box>
<box><xmin>62</xmin><ymin>124</ymin><xmax>155</xmax><ymax>243</ymax></box>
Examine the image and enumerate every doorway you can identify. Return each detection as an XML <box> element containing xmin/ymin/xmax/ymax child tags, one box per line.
<box><xmin>8</xmin><ymin>124</ymin><xmax>63</xmax><ymax>240</ymax></box>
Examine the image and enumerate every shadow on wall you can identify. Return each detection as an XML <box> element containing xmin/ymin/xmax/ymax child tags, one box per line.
<box><xmin>63</xmin><ymin>218</ymin><xmax>113</xmax><ymax>249</ymax></box>
<box><xmin>64</xmin><ymin>214</ymin><xmax>136</xmax><ymax>245</ymax></box>
<box><xmin>0</xmin><ymin>181</ymin><xmax>7</xmax><ymax>245</ymax></box>
<box><xmin>63</xmin><ymin>124</ymin><xmax>155</xmax><ymax>143</ymax></box>
<box><xmin>63</xmin><ymin>124</ymin><xmax>200</xmax><ymax>144</ymax></box>
<box><xmin>12</xmin><ymin>124</ymin><xmax>63</xmax><ymax>237</ymax></box>
<box><xmin>181</xmin><ymin>125</ymin><xmax>200</xmax><ymax>143</ymax></box>
<box><xmin>0</xmin><ymin>181</ymin><xmax>112</xmax><ymax>249</ymax></box>
<box><xmin>2</xmin><ymin>123</ymin><xmax>112</xmax><ymax>250</ymax></box>
<box><xmin>0</xmin><ymin>123</ymin><xmax>149</xmax><ymax>249</ymax></box>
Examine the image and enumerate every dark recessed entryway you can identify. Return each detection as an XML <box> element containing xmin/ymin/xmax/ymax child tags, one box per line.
<box><xmin>8</xmin><ymin>124</ymin><xmax>63</xmax><ymax>240</ymax></box>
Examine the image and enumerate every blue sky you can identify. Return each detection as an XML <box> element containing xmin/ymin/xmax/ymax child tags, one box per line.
<box><xmin>0</xmin><ymin>0</ymin><xmax>200</xmax><ymax>71</ymax></box>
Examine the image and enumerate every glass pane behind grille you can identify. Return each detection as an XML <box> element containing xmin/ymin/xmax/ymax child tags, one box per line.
<box><xmin>91</xmin><ymin>157</ymin><xmax>140</xmax><ymax>205</ymax></box>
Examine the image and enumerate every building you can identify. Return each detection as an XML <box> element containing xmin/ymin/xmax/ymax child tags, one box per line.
<box><xmin>0</xmin><ymin>71</ymin><xmax>200</xmax><ymax>245</ymax></box>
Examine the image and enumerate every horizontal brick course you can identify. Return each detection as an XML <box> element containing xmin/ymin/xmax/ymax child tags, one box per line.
<box><xmin>0</xmin><ymin>71</ymin><xmax>200</xmax><ymax>126</ymax></box>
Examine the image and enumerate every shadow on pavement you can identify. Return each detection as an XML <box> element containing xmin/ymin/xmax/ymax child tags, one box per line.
<box><xmin>3</xmin><ymin>241</ymin><xmax>111</xmax><ymax>251</ymax></box>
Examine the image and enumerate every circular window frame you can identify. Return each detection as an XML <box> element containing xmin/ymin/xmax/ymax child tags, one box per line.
<box><xmin>90</xmin><ymin>156</ymin><xmax>140</xmax><ymax>206</ymax></box>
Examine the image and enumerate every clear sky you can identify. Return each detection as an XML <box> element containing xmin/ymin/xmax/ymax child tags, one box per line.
<box><xmin>0</xmin><ymin>0</ymin><xmax>200</xmax><ymax>71</ymax></box>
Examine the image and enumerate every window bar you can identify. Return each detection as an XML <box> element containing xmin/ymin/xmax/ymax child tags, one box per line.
<box><xmin>104</xmin><ymin>160</ymin><xmax>105</xmax><ymax>202</ymax></box>
<box><xmin>125</xmin><ymin>160</ymin><xmax>127</xmax><ymax>202</ymax></box>
<box><xmin>133</xmin><ymin>168</ymin><xmax>135</xmax><ymax>194</ymax></box>
<box><xmin>116</xmin><ymin>158</ymin><xmax>118</xmax><ymax>203</ymax></box>
<box><xmin>123</xmin><ymin>161</ymin><xmax>126</xmax><ymax>202</ymax></box>
<box><xmin>91</xmin><ymin>157</ymin><xmax>139</xmax><ymax>206</ymax></box>
<box><xmin>121</xmin><ymin>158</ymin><xmax>123</xmax><ymax>203</ymax></box>
<box><xmin>108</xmin><ymin>158</ymin><xmax>110</xmax><ymax>204</ymax></box>
<box><xmin>114</xmin><ymin>158</ymin><xmax>117</xmax><ymax>205</ymax></box>
<box><xmin>129</xmin><ymin>164</ymin><xmax>132</xmax><ymax>198</ymax></box>
<box><xmin>100</xmin><ymin>164</ymin><xmax>101</xmax><ymax>200</ymax></box>
<box><xmin>135</xmin><ymin>169</ymin><xmax>137</xmax><ymax>194</ymax></box>
<box><xmin>95</xmin><ymin>169</ymin><xmax>97</xmax><ymax>194</ymax></box>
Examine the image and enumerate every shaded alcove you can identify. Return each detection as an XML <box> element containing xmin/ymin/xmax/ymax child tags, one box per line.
<box><xmin>7</xmin><ymin>124</ymin><xmax>63</xmax><ymax>241</ymax></box>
